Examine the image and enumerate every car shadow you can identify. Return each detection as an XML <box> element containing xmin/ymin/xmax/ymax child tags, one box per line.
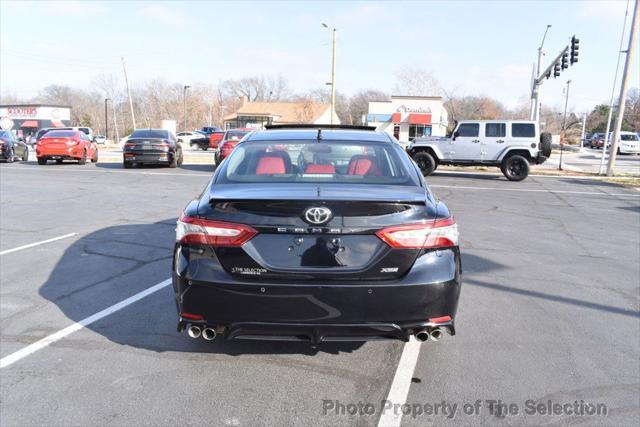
<box><xmin>39</xmin><ymin>219</ymin><xmax>363</xmax><ymax>355</ymax></box>
<box><xmin>178</xmin><ymin>164</ymin><xmax>216</xmax><ymax>172</ymax></box>
<box><xmin>430</xmin><ymin>171</ymin><xmax>505</xmax><ymax>181</ymax></box>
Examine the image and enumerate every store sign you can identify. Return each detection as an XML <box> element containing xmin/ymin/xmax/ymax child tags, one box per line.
<box><xmin>396</xmin><ymin>105</ymin><xmax>432</xmax><ymax>114</ymax></box>
<box><xmin>7</xmin><ymin>107</ymin><xmax>37</xmax><ymax>117</ymax></box>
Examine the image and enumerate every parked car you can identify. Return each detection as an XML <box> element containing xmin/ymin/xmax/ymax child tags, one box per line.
<box><xmin>36</xmin><ymin>130</ymin><xmax>98</xmax><ymax>165</ymax></box>
<box><xmin>177</xmin><ymin>131</ymin><xmax>203</xmax><ymax>146</ymax></box>
<box><xmin>0</xmin><ymin>130</ymin><xmax>29</xmax><ymax>162</ymax></box>
<box><xmin>214</xmin><ymin>129</ymin><xmax>252</xmax><ymax>164</ymax></box>
<box><xmin>589</xmin><ymin>133</ymin><xmax>606</xmax><ymax>149</ymax></box>
<box><xmin>174</xmin><ymin>125</ymin><xmax>461</xmax><ymax>343</ymax></box>
<box><xmin>409</xmin><ymin>120</ymin><xmax>551</xmax><ymax>181</ymax></box>
<box><xmin>94</xmin><ymin>135</ymin><xmax>107</xmax><ymax>144</ymax></box>
<box><xmin>209</xmin><ymin>130</ymin><xmax>225</xmax><ymax>150</ymax></box>
<box><xmin>122</xmin><ymin>128</ymin><xmax>183</xmax><ymax>168</ymax></box>
<box><xmin>612</xmin><ymin>131</ymin><xmax>640</xmax><ymax>154</ymax></box>
<box><xmin>180</xmin><ymin>131</ymin><xmax>210</xmax><ymax>150</ymax></box>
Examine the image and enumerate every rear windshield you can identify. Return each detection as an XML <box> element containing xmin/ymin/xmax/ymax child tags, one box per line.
<box><xmin>43</xmin><ymin>130</ymin><xmax>75</xmax><ymax>137</ymax></box>
<box><xmin>218</xmin><ymin>140</ymin><xmax>419</xmax><ymax>186</ymax></box>
<box><xmin>225</xmin><ymin>131</ymin><xmax>250</xmax><ymax>141</ymax></box>
<box><xmin>131</xmin><ymin>129</ymin><xmax>168</xmax><ymax>139</ymax></box>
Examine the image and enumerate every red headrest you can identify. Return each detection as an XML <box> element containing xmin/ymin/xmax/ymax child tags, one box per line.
<box><xmin>305</xmin><ymin>164</ymin><xmax>335</xmax><ymax>174</ymax></box>
<box><xmin>347</xmin><ymin>155</ymin><xmax>381</xmax><ymax>176</ymax></box>
<box><xmin>256</xmin><ymin>156</ymin><xmax>286</xmax><ymax>174</ymax></box>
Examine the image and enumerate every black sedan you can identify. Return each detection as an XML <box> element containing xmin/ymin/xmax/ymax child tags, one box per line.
<box><xmin>172</xmin><ymin>125</ymin><xmax>461</xmax><ymax>344</ymax></box>
<box><xmin>0</xmin><ymin>130</ymin><xmax>29</xmax><ymax>163</ymax></box>
<box><xmin>123</xmin><ymin>129</ymin><xmax>183</xmax><ymax>168</ymax></box>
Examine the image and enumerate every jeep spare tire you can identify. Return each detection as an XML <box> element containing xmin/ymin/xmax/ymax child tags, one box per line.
<box><xmin>502</xmin><ymin>155</ymin><xmax>530</xmax><ymax>181</ymax></box>
<box><xmin>540</xmin><ymin>132</ymin><xmax>552</xmax><ymax>158</ymax></box>
<box><xmin>413</xmin><ymin>152</ymin><xmax>436</xmax><ymax>176</ymax></box>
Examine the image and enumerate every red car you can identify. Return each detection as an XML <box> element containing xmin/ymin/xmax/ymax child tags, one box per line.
<box><xmin>36</xmin><ymin>130</ymin><xmax>98</xmax><ymax>165</ymax></box>
<box><xmin>214</xmin><ymin>129</ymin><xmax>252</xmax><ymax>164</ymax></box>
<box><xmin>209</xmin><ymin>131</ymin><xmax>225</xmax><ymax>150</ymax></box>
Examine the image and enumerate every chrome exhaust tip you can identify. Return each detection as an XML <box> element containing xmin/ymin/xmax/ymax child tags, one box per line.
<box><xmin>429</xmin><ymin>327</ymin><xmax>443</xmax><ymax>341</ymax></box>
<box><xmin>187</xmin><ymin>325</ymin><xmax>202</xmax><ymax>339</ymax></box>
<box><xmin>202</xmin><ymin>327</ymin><xmax>217</xmax><ymax>341</ymax></box>
<box><xmin>415</xmin><ymin>329</ymin><xmax>430</xmax><ymax>342</ymax></box>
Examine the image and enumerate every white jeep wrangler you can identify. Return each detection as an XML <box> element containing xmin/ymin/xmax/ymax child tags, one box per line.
<box><xmin>408</xmin><ymin>120</ymin><xmax>551</xmax><ymax>181</ymax></box>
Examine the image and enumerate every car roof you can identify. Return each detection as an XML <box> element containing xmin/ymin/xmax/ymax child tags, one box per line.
<box><xmin>457</xmin><ymin>120</ymin><xmax>536</xmax><ymax>123</ymax></box>
<box><xmin>246</xmin><ymin>128</ymin><xmax>392</xmax><ymax>143</ymax></box>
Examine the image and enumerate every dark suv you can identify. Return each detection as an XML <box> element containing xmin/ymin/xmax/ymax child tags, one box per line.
<box><xmin>173</xmin><ymin>125</ymin><xmax>461</xmax><ymax>344</ymax></box>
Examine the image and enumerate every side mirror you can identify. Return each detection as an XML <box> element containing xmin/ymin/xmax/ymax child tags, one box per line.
<box><xmin>452</xmin><ymin>131</ymin><xmax>460</xmax><ymax>141</ymax></box>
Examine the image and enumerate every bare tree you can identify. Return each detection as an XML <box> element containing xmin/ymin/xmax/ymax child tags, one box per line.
<box><xmin>393</xmin><ymin>66</ymin><xmax>441</xmax><ymax>96</ymax></box>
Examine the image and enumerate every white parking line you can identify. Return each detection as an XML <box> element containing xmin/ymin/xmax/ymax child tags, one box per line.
<box><xmin>0</xmin><ymin>233</ymin><xmax>78</xmax><ymax>256</ymax></box>
<box><xmin>377</xmin><ymin>339</ymin><xmax>422</xmax><ymax>427</ymax></box>
<box><xmin>430</xmin><ymin>184</ymin><xmax>640</xmax><ymax>197</ymax></box>
<box><xmin>0</xmin><ymin>278</ymin><xmax>171</xmax><ymax>369</ymax></box>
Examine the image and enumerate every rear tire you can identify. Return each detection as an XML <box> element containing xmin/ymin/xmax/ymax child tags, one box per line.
<box><xmin>23</xmin><ymin>148</ymin><xmax>29</xmax><ymax>161</ymax></box>
<box><xmin>413</xmin><ymin>151</ymin><xmax>436</xmax><ymax>176</ymax></box>
<box><xmin>92</xmin><ymin>150</ymin><xmax>98</xmax><ymax>163</ymax></box>
<box><xmin>123</xmin><ymin>161</ymin><xmax>133</xmax><ymax>169</ymax></box>
<box><xmin>169</xmin><ymin>153</ymin><xmax>178</xmax><ymax>168</ymax></box>
<box><xmin>56</xmin><ymin>159</ymin><xmax>63</xmax><ymax>164</ymax></box>
<box><xmin>78</xmin><ymin>150</ymin><xmax>87</xmax><ymax>165</ymax></box>
<box><xmin>539</xmin><ymin>132</ymin><xmax>552</xmax><ymax>158</ymax></box>
<box><xmin>37</xmin><ymin>157</ymin><xmax>47</xmax><ymax>165</ymax></box>
<box><xmin>6</xmin><ymin>148</ymin><xmax>14</xmax><ymax>163</ymax></box>
<box><xmin>502</xmin><ymin>155</ymin><xmax>530</xmax><ymax>181</ymax></box>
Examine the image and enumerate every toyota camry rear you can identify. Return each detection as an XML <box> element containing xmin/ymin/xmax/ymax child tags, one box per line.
<box><xmin>172</xmin><ymin>126</ymin><xmax>461</xmax><ymax>343</ymax></box>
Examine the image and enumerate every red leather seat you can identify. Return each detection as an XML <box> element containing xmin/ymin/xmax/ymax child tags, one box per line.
<box><xmin>347</xmin><ymin>155</ymin><xmax>381</xmax><ymax>176</ymax></box>
<box><xmin>256</xmin><ymin>156</ymin><xmax>286</xmax><ymax>174</ymax></box>
<box><xmin>305</xmin><ymin>164</ymin><xmax>335</xmax><ymax>174</ymax></box>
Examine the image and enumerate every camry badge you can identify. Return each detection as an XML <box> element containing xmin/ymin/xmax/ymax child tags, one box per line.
<box><xmin>304</xmin><ymin>207</ymin><xmax>332</xmax><ymax>225</ymax></box>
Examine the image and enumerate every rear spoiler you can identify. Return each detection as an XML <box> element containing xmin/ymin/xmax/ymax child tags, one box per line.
<box><xmin>265</xmin><ymin>124</ymin><xmax>376</xmax><ymax>131</ymax></box>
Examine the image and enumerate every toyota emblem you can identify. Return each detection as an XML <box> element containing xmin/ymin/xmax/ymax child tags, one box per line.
<box><xmin>304</xmin><ymin>207</ymin><xmax>332</xmax><ymax>225</ymax></box>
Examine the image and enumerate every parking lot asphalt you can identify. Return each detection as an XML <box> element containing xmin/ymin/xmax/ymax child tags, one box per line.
<box><xmin>1</xmin><ymin>161</ymin><xmax>638</xmax><ymax>426</ymax></box>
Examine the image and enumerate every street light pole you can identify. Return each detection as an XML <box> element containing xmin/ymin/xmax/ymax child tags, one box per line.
<box><xmin>531</xmin><ymin>24</ymin><xmax>552</xmax><ymax>122</ymax></box>
<box><xmin>183</xmin><ymin>85</ymin><xmax>191</xmax><ymax>133</ymax></box>
<box><xmin>104</xmin><ymin>98</ymin><xmax>110</xmax><ymax>141</ymax></box>
<box><xmin>559</xmin><ymin>79</ymin><xmax>571</xmax><ymax>171</ymax></box>
<box><xmin>322</xmin><ymin>23</ymin><xmax>337</xmax><ymax>125</ymax></box>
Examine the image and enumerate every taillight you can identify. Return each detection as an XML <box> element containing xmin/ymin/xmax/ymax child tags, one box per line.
<box><xmin>376</xmin><ymin>217</ymin><xmax>459</xmax><ymax>249</ymax></box>
<box><xmin>176</xmin><ymin>215</ymin><xmax>258</xmax><ymax>247</ymax></box>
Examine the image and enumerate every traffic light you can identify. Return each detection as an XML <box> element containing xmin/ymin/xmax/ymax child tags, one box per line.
<box><xmin>553</xmin><ymin>62</ymin><xmax>561</xmax><ymax>77</ymax></box>
<box><xmin>571</xmin><ymin>36</ymin><xmax>579</xmax><ymax>64</ymax></box>
<box><xmin>561</xmin><ymin>52</ymin><xmax>569</xmax><ymax>69</ymax></box>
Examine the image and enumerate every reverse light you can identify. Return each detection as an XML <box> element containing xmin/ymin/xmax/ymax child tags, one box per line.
<box><xmin>429</xmin><ymin>316</ymin><xmax>452</xmax><ymax>323</ymax></box>
<box><xmin>180</xmin><ymin>312</ymin><xmax>203</xmax><ymax>320</ymax></box>
<box><xmin>176</xmin><ymin>215</ymin><xmax>257</xmax><ymax>247</ymax></box>
<box><xmin>376</xmin><ymin>217</ymin><xmax>459</xmax><ymax>249</ymax></box>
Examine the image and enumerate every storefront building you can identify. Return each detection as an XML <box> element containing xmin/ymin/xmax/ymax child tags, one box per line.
<box><xmin>224</xmin><ymin>97</ymin><xmax>340</xmax><ymax>129</ymax></box>
<box><xmin>367</xmin><ymin>96</ymin><xmax>448</xmax><ymax>142</ymax></box>
<box><xmin>0</xmin><ymin>104</ymin><xmax>72</xmax><ymax>137</ymax></box>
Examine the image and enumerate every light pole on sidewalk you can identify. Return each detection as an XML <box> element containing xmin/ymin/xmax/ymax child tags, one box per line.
<box><xmin>183</xmin><ymin>85</ymin><xmax>191</xmax><ymax>133</ymax></box>
<box><xmin>559</xmin><ymin>79</ymin><xmax>572</xmax><ymax>171</ymax></box>
<box><xmin>104</xmin><ymin>98</ymin><xmax>110</xmax><ymax>141</ymax></box>
<box><xmin>322</xmin><ymin>23</ymin><xmax>337</xmax><ymax>125</ymax></box>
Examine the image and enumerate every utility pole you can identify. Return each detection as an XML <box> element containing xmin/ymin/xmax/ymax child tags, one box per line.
<box><xmin>121</xmin><ymin>57</ymin><xmax>136</xmax><ymax>130</ymax></box>
<box><xmin>531</xmin><ymin>24</ymin><xmax>552</xmax><ymax>121</ymax></box>
<box><xmin>183</xmin><ymin>85</ymin><xmax>191</xmax><ymax>132</ymax></box>
<box><xmin>559</xmin><ymin>80</ymin><xmax>571</xmax><ymax>170</ymax></box>
<box><xmin>322</xmin><ymin>23</ymin><xmax>337</xmax><ymax>125</ymax></box>
<box><xmin>599</xmin><ymin>0</ymin><xmax>631</xmax><ymax>174</ymax></box>
<box><xmin>104</xmin><ymin>98</ymin><xmax>110</xmax><ymax>141</ymax></box>
<box><xmin>607</xmin><ymin>0</ymin><xmax>638</xmax><ymax>176</ymax></box>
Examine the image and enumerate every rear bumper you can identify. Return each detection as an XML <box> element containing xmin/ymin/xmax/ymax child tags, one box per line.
<box><xmin>123</xmin><ymin>151</ymin><xmax>172</xmax><ymax>163</ymax></box>
<box><xmin>173</xmin><ymin>247</ymin><xmax>461</xmax><ymax>342</ymax></box>
<box><xmin>37</xmin><ymin>147</ymin><xmax>83</xmax><ymax>159</ymax></box>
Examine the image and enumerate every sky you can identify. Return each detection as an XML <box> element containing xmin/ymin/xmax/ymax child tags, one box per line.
<box><xmin>1</xmin><ymin>0</ymin><xmax>638</xmax><ymax>114</ymax></box>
